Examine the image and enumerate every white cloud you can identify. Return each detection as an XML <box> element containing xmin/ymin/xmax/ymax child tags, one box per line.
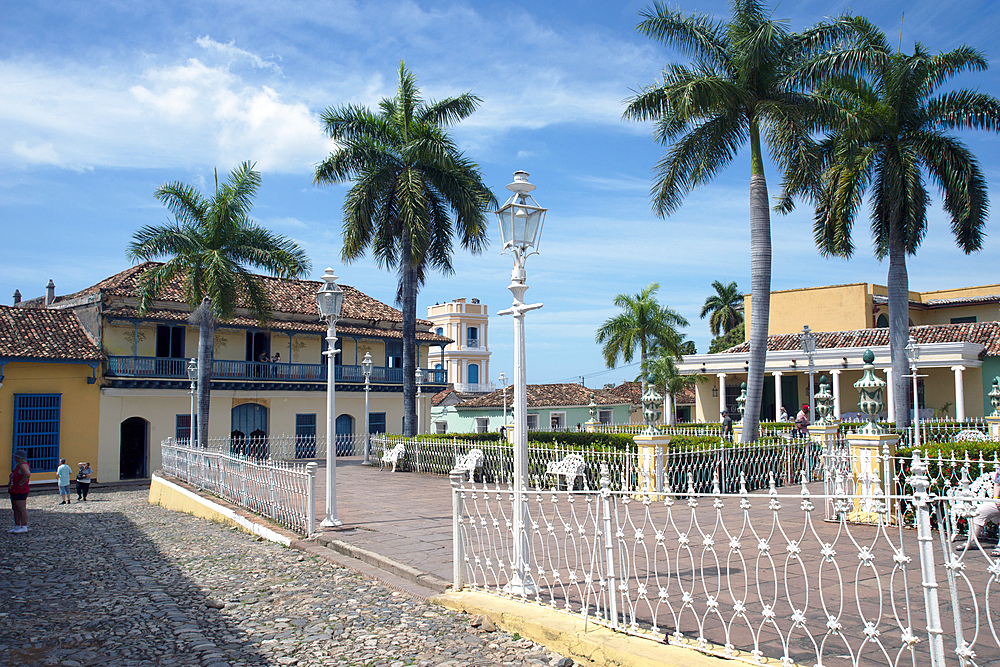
<box><xmin>11</xmin><ymin>140</ymin><xmax>63</xmax><ymax>167</ymax></box>
<box><xmin>196</xmin><ymin>36</ymin><xmax>282</xmax><ymax>73</ymax></box>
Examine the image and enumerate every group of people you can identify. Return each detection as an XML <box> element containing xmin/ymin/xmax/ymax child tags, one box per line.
<box><xmin>8</xmin><ymin>452</ymin><xmax>93</xmax><ymax>534</ymax></box>
<box><xmin>56</xmin><ymin>459</ymin><xmax>93</xmax><ymax>503</ymax></box>
<box><xmin>257</xmin><ymin>351</ymin><xmax>281</xmax><ymax>363</ymax></box>
<box><xmin>720</xmin><ymin>404</ymin><xmax>812</xmax><ymax>440</ymax></box>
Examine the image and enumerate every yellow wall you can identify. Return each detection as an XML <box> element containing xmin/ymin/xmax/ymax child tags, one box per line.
<box><xmin>917</xmin><ymin>284</ymin><xmax>1000</xmax><ymax>301</ymax></box>
<box><xmin>911</xmin><ymin>304</ymin><xmax>1000</xmax><ymax>327</ymax></box>
<box><xmin>748</xmin><ymin>283</ymin><xmax>870</xmax><ymax>337</ymax></box>
<box><xmin>104</xmin><ymin>322</ymin><xmax>157</xmax><ymax>356</ymax></box>
<box><xmin>0</xmin><ymin>362</ymin><xmax>100</xmax><ymax>483</ymax></box>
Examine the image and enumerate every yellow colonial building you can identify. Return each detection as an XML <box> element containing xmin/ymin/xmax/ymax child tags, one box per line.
<box><xmin>681</xmin><ymin>282</ymin><xmax>1000</xmax><ymax>423</ymax></box>
<box><xmin>13</xmin><ymin>264</ymin><xmax>450</xmax><ymax>481</ymax></box>
<box><xmin>0</xmin><ymin>305</ymin><xmax>102</xmax><ymax>486</ymax></box>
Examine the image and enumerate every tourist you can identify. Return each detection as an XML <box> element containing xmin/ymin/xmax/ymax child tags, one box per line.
<box><xmin>795</xmin><ymin>405</ymin><xmax>810</xmax><ymax>439</ymax></box>
<box><xmin>57</xmin><ymin>458</ymin><xmax>72</xmax><ymax>505</ymax></box>
<box><xmin>76</xmin><ymin>462</ymin><xmax>93</xmax><ymax>501</ymax></box>
<box><xmin>721</xmin><ymin>410</ymin><xmax>733</xmax><ymax>440</ymax></box>
<box><xmin>8</xmin><ymin>449</ymin><xmax>30</xmax><ymax>533</ymax></box>
<box><xmin>778</xmin><ymin>406</ymin><xmax>788</xmax><ymax>422</ymax></box>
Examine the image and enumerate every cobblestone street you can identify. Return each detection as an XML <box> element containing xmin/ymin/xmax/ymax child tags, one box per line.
<box><xmin>0</xmin><ymin>487</ymin><xmax>561</xmax><ymax>667</ymax></box>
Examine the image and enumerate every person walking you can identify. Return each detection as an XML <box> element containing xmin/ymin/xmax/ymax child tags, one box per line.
<box><xmin>721</xmin><ymin>410</ymin><xmax>733</xmax><ymax>441</ymax></box>
<box><xmin>8</xmin><ymin>449</ymin><xmax>30</xmax><ymax>533</ymax></box>
<box><xmin>968</xmin><ymin>468</ymin><xmax>1000</xmax><ymax>557</ymax></box>
<box><xmin>795</xmin><ymin>405</ymin><xmax>810</xmax><ymax>439</ymax></box>
<box><xmin>76</xmin><ymin>462</ymin><xmax>93</xmax><ymax>501</ymax></box>
<box><xmin>57</xmin><ymin>458</ymin><xmax>72</xmax><ymax>505</ymax></box>
<box><xmin>778</xmin><ymin>406</ymin><xmax>788</xmax><ymax>422</ymax></box>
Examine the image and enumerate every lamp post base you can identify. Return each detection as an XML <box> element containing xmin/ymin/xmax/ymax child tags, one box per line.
<box><xmin>320</xmin><ymin>516</ymin><xmax>343</xmax><ymax>528</ymax></box>
<box><xmin>502</xmin><ymin>574</ymin><xmax>538</xmax><ymax>597</ymax></box>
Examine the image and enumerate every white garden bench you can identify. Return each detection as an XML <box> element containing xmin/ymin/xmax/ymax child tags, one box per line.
<box><xmin>954</xmin><ymin>429</ymin><xmax>989</xmax><ymax>442</ymax></box>
<box><xmin>381</xmin><ymin>443</ymin><xmax>406</xmax><ymax>472</ymax></box>
<box><xmin>454</xmin><ymin>448</ymin><xmax>484</xmax><ymax>481</ymax></box>
<box><xmin>949</xmin><ymin>468</ymin><xmax>999</xmax><ymax>541</ymax></box>
<box><xmin>545</xmin><ymin>453</ymin><xmax>587</xmax><ymax>490</ymax></box>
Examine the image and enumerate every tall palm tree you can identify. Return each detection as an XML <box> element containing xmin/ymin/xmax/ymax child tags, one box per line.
<box><xmin>596</xmin><ymin>283</ymin><xmax>689</xmax><ymax>394</ymax></box>
<box><xmin>700</xmin><ymin>280</ymin><xmax>744</xmax><ymax>336</ymax></box>
<box><xmin>128</xmin><ymin>161</ymin><xmax>311</xmax><ymax>447</ymax></box>
<box><xmin>780</xmin><ymin>20</ymin><xmax>1000</xmax><ymax>427</ymax></box>
<box><xmin>624</xmin><ymin>0</ymin><xmax>853</xmax><ymax>442</ymax></box>
<box><xmin>315</xmin><ymin>62</ymin><xmax>494</xmax><ymax>436</ymax></box>
<box><xmin>645</xmin><ymin>351</ymin><xmax>706</xmax><ymax>426</ymax></box>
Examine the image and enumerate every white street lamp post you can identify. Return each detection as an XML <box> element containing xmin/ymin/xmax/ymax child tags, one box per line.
<box><xmin>496</xmin><ymin>170</ymin><xmax>546</xmax><ymax>597</ymax></box>
<box><xmin>187</xmin><ymin>358</ymin><xmax>198</xmax><ymax>447</ymax></box>
<box><xmin>415</xmin><ymin>367</ymin><xmax>424</xmax><ymax>436</ymax></box>
<box><xmin>361</xmin><ymin>351</ymin><xmax>373</xmax><ymax>465</ymax></box>
<box><xmin>905</xmin><ymin>336</ymin><xmax>923</xmax><ymax>452</ymax></box>
<box><xmin>316</xmin><ymin>267</ymin><xmax>344</xmax><ymax>528</ymax></box>
<box><xmin>498</xmin><ymin>371</ymin><xmax>508</xmax><ymax>431</ymax></box>
<box><xmin>799</xmin><ymin>325</ymin><xmax>817</xmax><ymax>421</ymax></box>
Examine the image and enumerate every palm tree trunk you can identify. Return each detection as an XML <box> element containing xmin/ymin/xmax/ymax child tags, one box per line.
<box><xmin>887</xmin><ymin>225</ymin><xmax>911</xmax><ymax>429</ymax></box>
<box><xmin>744</xmin><ymin>123</ymin><xmax>770</xmax><ymax>443</ymax></box>
<box><xmin>191</xmin><ymin>299</ymin><xmax>214</xmax><ymax>447</ymax></box>
<box><xmin>401</xmin><ymin>229</ymin><xmax>417</xmax><ymax>437</ymax></box>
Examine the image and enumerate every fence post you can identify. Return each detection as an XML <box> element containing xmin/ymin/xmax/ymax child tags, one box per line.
<box><xmin>450</xmin><ymin>468</ymin><xmax>466</xmax><ymax>590</ymax></box>
<box><xmin>599</xmin><ymin>463</ymin><xmax>618</xmax><ymax>630</ymax></box>
<box><xmin>909</xmin><ymin>451</ymin><xmax>947</xmax><ymax>667</ymax></box>
<box><xmin>306</xmin><ymin>462</ymin><xmax>317</xmax><ymax>536</ymax></box>
<box><xmin>655</xmin><ymin>445</ymin><xmax>663</xmax><ymax>496</ymax></box>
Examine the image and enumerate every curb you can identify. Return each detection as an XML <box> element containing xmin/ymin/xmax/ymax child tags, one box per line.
<box><xmin>312</xmin><ymin>534</ymin><xmax>451</xmax><ymax>593</ymax></box>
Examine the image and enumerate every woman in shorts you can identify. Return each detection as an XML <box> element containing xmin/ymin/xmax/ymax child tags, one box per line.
<box><xmin>8</xmin><ymin>449</ymin><xmax>30</xmax><ymax>533</ymax></box>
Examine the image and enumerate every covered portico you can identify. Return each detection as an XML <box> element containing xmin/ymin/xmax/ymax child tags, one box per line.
<box><xmin>679</xmin><ymin>323</ymin><xmax>999</xmax><ymax>423</ymax></box>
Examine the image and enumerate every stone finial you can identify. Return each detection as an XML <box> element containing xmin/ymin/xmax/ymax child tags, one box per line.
<box><xmin>45</xmin><ymin>279</ymin><xmax>55</xmax><ymax>305</ymax></box>
<box><xmin>853</xmin><ymin>349</ymin><xmax>886</xmax><ymax>435</ymax></box>
<box><xmin>588</xmin><ymin>393</ymin><xmax>597</xmax><ymax>422</ymax></box>
<box><xmin>814</xmin><ymin>375</ymin><xmax>834</xmax><ymax>425</ymax></box>
<box><xmin>990</xmin><ymin>377</ymin><xmax>1000</xmax><ymax>417</ymax></box>
<box><xmin>735</xmin><ymin>381</ymin><xmax>747</xmax><ymax>424</ymax></box>
<box><xmin>12</xmin><ymin>289</ymin><xmax>20</xmax><ymax>305</ymax></box>
<box><xmin>641</xmin><ymin>384</ymin><xmax>662</xmax><ymax>435</ymax></box>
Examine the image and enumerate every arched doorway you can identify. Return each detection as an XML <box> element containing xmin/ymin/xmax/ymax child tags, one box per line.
<box><xmin>232</xmin><ymin>403</ymin><xmax>268</xmax><ymax>458</ymax></box>
<box><xmin>120</xmin><ymin>417</ymin><xmax>149</xmax><ymax>479</ymax></box>
<box><xmin>335</xmin><ymin>414</ymin><xmax>354</xmax><ymax>455</ymax></box>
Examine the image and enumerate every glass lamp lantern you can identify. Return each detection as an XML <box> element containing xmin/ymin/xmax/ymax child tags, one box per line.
<box><xmin>415</xmin><ymin>367</ymin><xmax>423</xmax><ymax>387</ymax></box>
<box><xmin>495</xmin><ymin>171</ymin><xmax>547</xmax><ymax>262</ymax></box>
<box><xmin>362</xmin><ymin>351</ymin><xmax>373</xmax><ymax>379</ymax></box>
<box><xmin>316</xmin><ymin>267</ymin><xmax>344</xmax><ymax>321</ymax></box>
<box><xmin>187</xmin><ymin>358</ymin><xmax>198</xmax><ymax>383</ymax></box>
<box><xmin>798</xmin><ymin>325</ymin><xmax>816</xmax><ymax>355</ymax></box>
<box><xmin>905</xmin><ymin>336</ymin><xmax>920</xmax><ymax>365</ymax></box>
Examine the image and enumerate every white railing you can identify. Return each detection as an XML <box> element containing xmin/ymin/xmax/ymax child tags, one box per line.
<box><xmin>451</xmin><ymin>450</ymin><xmax>1000</xmax><ymax>666</ymax></box>
<box><xmin>453</xmin><ymin>382</ymin><xmax>496</xmax><ymax>394</ymax></box>
<box><xmin>194</xmin><ymin>433</ymin><xmax>373</xmax><ymax>461</ymax></box>
<box><xmin>160</xmin><ymin>438</ymin><xmax>317</xmax><ymax>535</ymax></box>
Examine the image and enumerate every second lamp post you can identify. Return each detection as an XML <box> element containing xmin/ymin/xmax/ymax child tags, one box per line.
<box><xmin>496</xmin><ymin>170</ymin><xmax>546</xmax><ymax>596</ymax></box>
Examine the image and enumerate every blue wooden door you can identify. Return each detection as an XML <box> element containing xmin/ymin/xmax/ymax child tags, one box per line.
<box><xmin>335</xmin><ymin>414</ymin><xmax>353</xmax><ymax>455</ymax></box>
<box><xmin>231</xmin><ymin>403</ymin><xmax>268</xmax><ymax>457</ymax></box>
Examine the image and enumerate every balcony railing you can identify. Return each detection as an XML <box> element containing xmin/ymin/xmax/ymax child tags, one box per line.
<box><xmin>465</xmin><ymin>338</ymin><xmax>479</xmax><ymax>348</ymax></box>
<box><xmin>106</xmin><ymin>356</ymin><xmax>447</xmax><ymax>384</ymax></box>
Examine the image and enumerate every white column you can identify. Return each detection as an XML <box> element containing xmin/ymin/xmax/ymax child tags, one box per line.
<box><xmin>831</xmin><ymin>369</ymin><xmax>842</xmax><ymax>419</ymax></box>
<box><xmin>952</xmin><ymin>366</ymin><xmax>967</xmax><ymax>421</ymax></box>
<box><xmin>883</xmin><ymin>368</ymin><xmax>894</xmax><ymax>423</ymax></box>
<box><xmin>772</xmin><ymin>372</ymin><xmax>783</xmax><ymax>419</ymax></box>
<box><xmin>663</xmin><ymin>392</ymin><xmax>674</xmax><ymax>426</ymax></box>
<box><xmin>717</xmin><ymin>373</ymin><xmax>727</xmax><ymax>417</ymax></box>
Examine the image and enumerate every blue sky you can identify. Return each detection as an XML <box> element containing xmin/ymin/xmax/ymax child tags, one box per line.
<box><xmin>2</xmin><ymin>0</ymin><xmax>999</xmax><ymax>387</ymax></box>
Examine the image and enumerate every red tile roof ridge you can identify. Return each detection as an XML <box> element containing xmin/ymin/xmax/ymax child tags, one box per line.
<box><xmin>0</xmin><ymin>305</ymin><xmax>102</xmax><ymax>360</ymax></box>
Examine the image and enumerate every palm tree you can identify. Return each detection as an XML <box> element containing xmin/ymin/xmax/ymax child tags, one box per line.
<box><xmin>700</xmin><ymin>280</ymin><xmax>744</xmax><ymax>336</ymax></box>
<box><xmin>128</xmin><ymin>162</ymin><xmax>311</xmax><ymax>447</ymax></box>
<box><xmin>780</xmin><ymin>20</ymin><xmax>1000</xmax><ymax>427</ymax></box>
<box><xmin>596</xmin><ymin>283</ymin><xmax>689</xmax><ymax>394</ymax></box>
<box><xmin>645</xmin><ymin>352</ymin><xmax>705</xmax><ymax>426</ymax></box>
<box><xmin>624</xmin><ymin>1</ymin><xmax>853</xmax><ymax>442</ymax></box>
<box><xmin>315</xmin><ymin>62</ymin><xmax>494</xmax><ymax>436</ymax></box>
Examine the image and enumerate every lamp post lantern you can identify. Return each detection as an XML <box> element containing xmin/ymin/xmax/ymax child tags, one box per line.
<box><xmin>498</xmin><ymin>371</ymin><xmax>509</xmax><ymax>430</ymax></box>
<box><xmin>415</xmin><ymin>367</ymin><xmax>424</xmax><ymax>435</ymax></box>
<box><xmin>316</xmin><ymin>267</ymin><xmax>344</xmax><ymax>528</ymax></box>
<box><xmin>496</xmin><ymin>170</ymin><xmax>546</xmax><ymax>596</ymax></box>
<box><xmin>798</xmin><ymin>325</ymin><xmax>817</xmax><ymax>421</ymax></box>
<box><xmin>905</xmin><ymin>336</ymin><xmax>923</xmax><ymax>452</ymax></box>
<box><xmin>187</xmin><ymin>358</ymin><xmax>198</xmax><ymax>446</ymax></box>
<box><xmin>361</xmin><ymin>351</ymin><xmax>373</xmax><ymax>465</ymax></box>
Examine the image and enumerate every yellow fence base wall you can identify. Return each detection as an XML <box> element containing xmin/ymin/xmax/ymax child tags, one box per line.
<box><xmin>148</xmin><ymin>473</ymin><xmax>291</xmax><ymax>546</ymax></box>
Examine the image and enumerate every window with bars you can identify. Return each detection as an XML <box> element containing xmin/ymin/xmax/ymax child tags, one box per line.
<box><xmin>175</xmin><ymin>414</ymin><xmax>197</xmax><ymax>443</ymax></box>
<box><xmin>295</xmin><ymin>414</ymin><xmax>317</xmax><ymax>459</ymax></box>
<box><xmin>369</xmin><ymin>412</ymin><xmax>386</xmax><ymax>434</ymax></box>
<box><xmin>13</xmin><ymin>394</ymin><xmax>61</xmax><ymax>472</ymax></box>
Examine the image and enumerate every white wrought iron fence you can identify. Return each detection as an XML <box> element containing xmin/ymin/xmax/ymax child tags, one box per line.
<box><xmin>193</xmin><ymin>432</ymin><xmax>373</xmax><ymax>461</ymax></box>
<box><xmin>451</xmin><ymin>451</ymin><xmax>1000</xmax><ymax>667</ymax></box>
<box><xmin>160</xmin><ymin>439</ymin><xmax>317</xmax><ymax>535</ymax></box>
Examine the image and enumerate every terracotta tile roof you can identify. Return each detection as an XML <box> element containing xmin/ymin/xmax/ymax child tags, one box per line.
<box><xmin>431</xmin><ymin>388</ymin><xmax>455</xmax><ymax>406</ymax></box>
<box><xmin>100</xmin><ymin>306</ymin><xmax>451</xmax><ymax>343</ymax></box>
<box><xmin>0</xmin><ymin>305</ymin><xmax>102</xmax><ymax>361</ymax></box>
<box><xmin>456</xmin><ymin>383</ymin><xmax>629</xmax><ymax>410</ymax></box>
<box><xmin>870</xmin><ymin>293</ymin><xmax>1000</xmax><ymax>309</ymax></box>
<box><xmin>719</xmin><ymin>322</ymin><xmax>1000</xmax><ymax>355</ymax></box>
<box><xmin>607</xmin><ymin>380</ymin><xmax>695</xmax><ymax>405</ymax></box>
<box><xmin>57</xmin><ymin>262</ymin><xmax>436</xmax><ymax>326</ymax></box>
